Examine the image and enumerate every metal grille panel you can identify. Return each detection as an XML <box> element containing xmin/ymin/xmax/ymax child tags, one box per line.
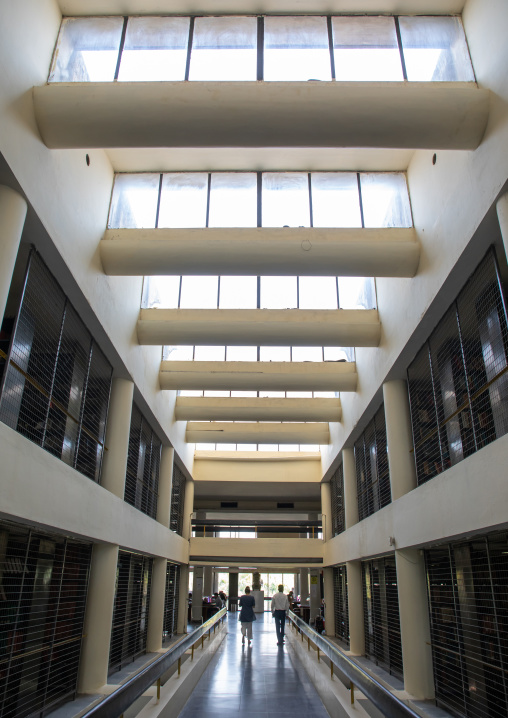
<box><xmin>330</xmin><ymin>464</ymin><xmax>345</xmax><ymax>537</ymax></box>
<box><xmin>170</xmin><ymin>463</ymin><xmax>186</xmax><ymax>536</ymax></box>
<box><xmin>125</xmin><ymin>404</ymin><xmax>162</xmax><ymax>519</ymax></box>
<box><xmin>0</xmin><ymin>251</ymin><xmax>112</xmax><ymax>482</ymax></box>
<box><xmin>0</xmin><ymin>521</ymin><xmax>92</xmax><ymax>718</ymax></box>
<box><xmin>355</xmin><ymin>404</ymin><xmax>391</xmax><ymax>521</ymax></box>
<box><xmin>408</xmin><ymin>250</ymin><xmax>508</xmax><ymax>486</ymax></box>
<box><xmin>426</xmin><ymin>533</ymin><xmax>508</xmax><ymax>718</ymax></box>
<box><xmin>362</xmin><ymin>556</ymin><xmax>403</xmax><ymax>679</ymax></box>
<box><xmin>333</xmin><ymin>565</ymin><xmax>349</xmax><ymax>644</ymax></box>
<box><xmin>163</xmin><ymin>563</ymin><xmax>180</xmax><ymax>643</ymax></box>
<box><xmin>109</xmin><ymin>550</ymin><xmax>153</xmax><ymax>673</ymax></box>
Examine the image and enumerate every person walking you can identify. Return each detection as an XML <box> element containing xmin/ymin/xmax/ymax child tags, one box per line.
<box><xmin>271</xmin><ymin>584</ymin><xmax>289</xmax><ymax>645</ymax></box>
<box><xmin>239</xmin><ymin>586</ymin><xmax>256</xmax><ymax>645</ymax></box>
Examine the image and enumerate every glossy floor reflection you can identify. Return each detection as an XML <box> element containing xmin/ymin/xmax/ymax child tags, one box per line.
<box><xmin>179</xmin><ymin>612</ymin><xmax>330</xmax><ymax>718</ymax></box>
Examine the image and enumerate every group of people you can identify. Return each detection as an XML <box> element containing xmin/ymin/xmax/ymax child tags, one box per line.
<box><xmin>239</xmin><ymin>585</ymin><xmax>289</xmax><ymax>646</ymax></box>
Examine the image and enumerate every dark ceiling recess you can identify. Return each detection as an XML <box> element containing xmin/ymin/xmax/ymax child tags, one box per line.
<box><xmin>277</xmin><ymin>502</ymin><xmax>294</xmax><ymax>509</ymax></box>
<box><xmin>220</xmin><ymin>501</ymin><xmax>238</xmax><ymax>508</ymax></box>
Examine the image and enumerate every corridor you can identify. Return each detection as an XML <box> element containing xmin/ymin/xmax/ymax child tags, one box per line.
<box><xmin>179</xmin><ymin>613</ymin><xmax>330</xmax><ymax>718</ymax></box>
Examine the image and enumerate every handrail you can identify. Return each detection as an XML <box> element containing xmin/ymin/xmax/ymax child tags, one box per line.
<box><xmin>288</xmin><ymin>611</ymin><xmax>421</xmax><ymax>718</ymax></box>
<box><xmin>81</xmin><ymin>607</ymin><xmax>227</xmax><ymax>718</ymax></box>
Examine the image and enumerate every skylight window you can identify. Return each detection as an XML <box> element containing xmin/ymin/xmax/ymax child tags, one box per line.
<box><xmin>189</xmin><ymin>17</ymin><xmax>257</xmax><ymax>81</ymax></box>
<box><xmin>219</xmin><ymin>276</ymin><xmax>257</xmax><ymax>309</ymax></box>
<box><xmin>108</xmin><ymin>173</ymin><xmax>160</xmax><ymax>229</ymax></box>
<box><xmin>117</xmin><ymin>17</ymin><xmax>190</xmax><ymax>81</ymax></box>
<box><xmin>262</xmin><ymin>173</ymin><xmax>310</xmax><ymax>227</ymax></box>
<box><xmin>260</xmin><ymin>277</ymin><xmax>298</xmax><ymax>310</ymax></box>
<box><xmin>264</xmin><ymin>16</ymin><xmax>331</xmax><ymax>81</ymax></box>
<box><xmin>311</xmin><ymin>173</ymin><xmax>362</xmax><ymax>228</ymax></box>
<box><xmin>332</xmin><ymin>16</ymin><xmax>403</xmax><ymax>82</ymax></box>
<box><xmin>360</xmin><ymin>173</ymin><xmax>412</xmax><ymax>228</ymax></box>
<box><xmin>158</xmin><ymin>173</ymin><xmax>208</xmax><ymax>229</ymax></box>
<box><xmin>208</xmin><ymin>173</ymin><xmax>257</xmax><ymax>228</ymax></box>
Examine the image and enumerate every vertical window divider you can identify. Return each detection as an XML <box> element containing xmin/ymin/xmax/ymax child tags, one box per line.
<box><xmin>217</xmin><ymin>276</ymin><xmax>221</xmax><ymax>308</ymax></box>
<box><xmin>114</xmin><ymin>17</ymin><xmax>128</xmax><ymax>81</ymax></box>
<box><xmin>154</xmin><ymin>174</ymin><xmax>163</xmax><ymax>228</ymax></box>
<box><xmin>394</xmin><ymin>17</ymin><xmax>408</xmax><ymax>81</ymax></box>
<box><xmin>336</xmin><ymin>277</ymin><xmax>340</xmax><ymax>309</ymax></box>
<box><xmin>357</xmin><ymin>173</ymin><xmax>365</xmax><ymax>228</ymax></box>
<box><xmin>205</xmin><ymin>173</ymin><xmax>211</xmax><ymax>228</ymax></box>
<box><xmin>296</xmin><ymin>278</ymin><xmax>300</xmax><ymax>309</ymax></box>
<box><xmin>308</xmin><ymin>173</ymin><xmax>314</xmax><ymax>227</ymax></box>
<box><xmin>454</xmin><ymin>301</ymin><xmax>479</xmax><ymax>453</ymax></box>
<box><xmin>73</xmin><ymin>336</ymin><xmax>94</xmax><ymax>470</ymax></box>
<box><xmin>257</xmin><ymin>16</ymin><xmax>264</xmax><ymax>81</ymax></box>
<box><xmin>42</xmin><ymin>299</ymin><xmax>68</xmax><ymax>449</ymax></box>
<box><xmin>257</xmin><ymin>172</ymin><xmax>262</xmax><ymax>316</ymax></box>
<box><xmin>185</xmin><ymin>17</ymin><xmax>195</xmax><ymax>81</ymax></box>
<box><xmin>327</xmin><ymin>16</ymin><xmax>336</xmax><ymax>80</ymax></box>
<box><xmin>177</xmin><ymin>276</ymin><xmax>183</xmax><ymax>308</ymax></box>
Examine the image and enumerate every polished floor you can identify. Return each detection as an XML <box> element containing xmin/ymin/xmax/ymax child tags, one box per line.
<box><xmin>179</xmin><ymin>612</ymin><xmax>330</xmax><ymax>718</ymax></box>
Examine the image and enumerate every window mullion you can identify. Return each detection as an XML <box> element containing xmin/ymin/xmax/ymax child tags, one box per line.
<box><xmin>327</xmin><ymin>16</ymin><xmax>336</xmax><ymax>80</ymax></box>
<box><xmin>114</xmin><ymin>16</ymin><xmax>128</xmax><ymax>81</ymax></box>
<box><xmin>184</xmin><ymin>16</ymin><xmax>195</xmax><ymax>81</ymax></box>
<box><xmin>257</xmin><ymin>16</ymin><xmax>264</xmax><ymax>81</ymax></box>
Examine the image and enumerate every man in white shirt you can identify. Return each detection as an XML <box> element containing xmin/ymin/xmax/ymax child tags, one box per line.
<box><xmin>271</xmin><ymin>584</ymin><xmax>290</xmax><ymax>645</ymax></box>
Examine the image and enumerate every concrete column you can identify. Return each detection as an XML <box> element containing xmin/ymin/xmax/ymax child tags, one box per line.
<box><xmin>320</xmin><ymin>482</ymin><xmax>333</xmax><ymax>542</ymax></box>
<box><xmin>181</xmin><ymin>479</ymin><xmax>195</xmax><ymax>541</ymax></box>
<box><xmin>156</xmin><ymin>446</ymin><xmax>174</xmax><ymax>527</ymax></box>
<box><xmin>78</xmin><ymin>543</ymin><xmax>119</xmax><ymax>692</ymax></box>
<box><xmin>100</xmin><ymin>378</ymin><xmax>134</xmax><ymax>498</ymax></box>
<box><xmin>191</xmin><ymin>566</ymin><xmax>204</xmax><ymax>622</ymax></box>
<box><xmin>383</xmin><ymin>380</ymin><xmax>417</xmax><ymax>501</ymax></box>
<box><xmin>343</xmin><ymin>448</ymin><xmax>359</xmax><ymax>529</ymax></box>
<box><xmin>203</xmin><ymin>566</ymin><xmax>213</xmax><ymax>597</ymax></box>
<box><xmin>0</xmin><ymin>186</ymin><xmax>27</xmax><ymax>325</ymax></box>
<box><xmin>146</xmin><ymin>557</ymin><xmax>167</xmax><ymax>652</ymax></box>
<box><xmin>212</xmin><ymin>570</ymin><xmax>219</xmax><ymax>594</ymax></box>
<box><xmin>300</xmin><ymin>568</ymin><xmax>309</xmax><ymax>605</ymax></box>
<box><xmin>346</xmin><ymin>560</ymin><xmax>365</xmax><ymax>656</ymax></box>
<box><xmin>309</xmin><ymin>569</ymin><xmax>321</xmax><ymax>622</ymax></box>
<box><xmin>497</xmin><ymin>192</ymin><xmax>508</xmax><ymax>260</ymax></box>
<box><xmin>323</xmin><ymin>567</ymin><xmax>335</xmax><ymax>637</ymax></box>
<box><xmin>396</xmin><ymin>549</ymin><xmax>435</xmax><ymax>699</ymax></box>
<box><xmin>177</xmin><ymin>565</ymin><xmax>190</xmax><ymax>633</ymax></box>
<box><xmin>229</xmin><ymin>572</ymin><xmax>239</xmax><ymax>610</ymax></box>
<box><xmin>294</xmin><ymin>573</ymin><xmax>299</xmax><ymax>598</ymax></box>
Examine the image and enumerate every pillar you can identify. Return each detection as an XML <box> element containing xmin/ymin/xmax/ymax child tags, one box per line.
<box><xmin>100</xmin><ymin>378</ymin><xmax>134</xmax><ymax>498</ymax></box>
<box><xmin>181</xmin><ymin>479</ymin><xmax>195</xmax><ymax>541</ymax></box>
<box><xmin>78</xmin><ymin>543</ymin><xmax>119</xmax><ymax>692</ymax></box>
<box><xmin>229</xmin><ymin>572</ymin><xmax>239</xmax><ymax>610</ymax></box>
<box><xmin>294</xmin><ymin>573</ymin><xmax>299</xmax><ymax>599</ymax></box>
<box><xmin>156</xmin><ymin>446</ymin><xmax>174</xmax><ymax>527</ymax></box>
<box><xmin>177</xmin><ymin>565</ymin><xmax>190</xmax><ymax>633</ymax></box>
<box><xmin>396</xmin><ymin>549</ymin><xmax>435</xmax><ymax>699</ymax></box>
<box><xmin>0</xmin><ymin>186</ymin><xmax>27</xmax><ymax>325</ymax></box>
<box><xmin>191</xmin><ymin>566</ymin><xmax>204</xmax><ymax>622</ymax></box>
<box><xmin>309</xmin><ymin>568</ymin><xmax>321</xmax><ymax>622</ymax></box>
<box><xmin>300</xmin><ymin>568</ymin><xmax>309</xmax><ymax>604</ymax></box>
<box><xmin>383</xmin><ymin>380</ymin><xmax>417</xmax><ymax>501</ymax></box>
<box><xmin>343</xmin><ymin>448</ymin><xmax>358</xmax><ymax>529</ymax></box>
<box><xmin>346</xmin><ymin>560</ymin><xmax>365</xmax><ymax>656</ymax></box>
<box><xmin>497</xmin><ymin>192</ymin><xmax>508</xmax><ymax>260</ymax></box>
<box><xmin>321</xmin><ymin>482</ymin><xmax>333</xmax><ymax>542</ymax></box>
<box><xmin>203</xmin><ymin>566</ymin><xmax>213</xmax><ymax>597</ymax></box>
<box><xmin>323</xmin><ymin>567</ymin><xmax>335</xmax><ymax>637</ymax></box>
<box><xmin>212</xmin><ymin>570</ymin><xmax>219</xmax><ymax>594</ymax></box>
<box><xmin>146</xmin><ymin>557</ymin><xmax>167</xmax><ymax>652</ymax></box>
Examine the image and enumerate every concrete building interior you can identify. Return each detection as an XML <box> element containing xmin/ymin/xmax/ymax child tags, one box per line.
<box><xmin>0</xmin><ymin>1</ymin><xmax>507</xmax><ymax>717</ymax></box>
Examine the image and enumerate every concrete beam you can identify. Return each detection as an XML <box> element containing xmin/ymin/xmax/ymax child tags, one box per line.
<box><xmin>190</xmin><ymin>537</ymin><xmax>323</xmax><ymax>564</ymax></box>
<box><xmin>33</xmin><ymin>81</ymin><xmax>489</xmax><ymax>150</ymax></box>
<box><xmin>175</xmin><ymin>396</ymin><xmax>341</xmax><ymax>422</ymax></box>
<box><xmin>101</xmin><ymin>227</ymin><xmax>420</xmax><ymax>277</ymax></box>
<box><xmin>186</xmin><ymin>421</ymin><xmax>330</xmax><ymax>444</ymax></box>
<box><xmin>160</xmin><ymin>360</ymin><xmax>357</xmax><ymax>391</ymax></box>
<box><xmin>138</xmin><ymin>308</ymin><xmax>381</xmax><ymax>346</ymax></box>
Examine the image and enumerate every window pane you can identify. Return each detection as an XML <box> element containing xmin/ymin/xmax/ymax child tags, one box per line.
<box><xmin>237</xmin><ymin>444</ymin><xmax>257</xmax><ymax>450</ymax></box>
<box><xmin>226</xmin><ymin>346</ymin><xmax>258</xmax><ymax>361</ymax></box>
<box><xmin>324</xmin><ymin>346</ymin><xmax>355</xmax><ymax>361</ymax></box>
<box><xmin>264</xmin><ymin>16</ymin><xmax>331</xmax><ymax>81</ymax></box>
<box><xmin>291</xmin><ymin>347</ymin><xmax>323</xmax><ymax>362</ymax></box>
<box><xmin>231</xmin><ymin>391</ymin><xmax>258</xmax><ymax>397</ymax></box>
<box><xmin>204</xmin><ymin>389</ymin><xmax>230</xmax><ymax>396</ymax></box>
<box><xmin>219</xmin><ymin>276</ymin><xmax>258</xmax><ymax>308</ymax></box>
<box><xmin>158</xmin><ymin>173</ymin><xmax>208</xmax><ymax>228</ymax></box>
<box><xmin>260</xmin><ymin>276</ymin><xmax>297</xmax><ymax>309</ymax></box>
<box><xmin>360</xmin><ymin>173</ymin><xmax>412</xmax><ymax>228</ymax></box>
<box><xmin>286</xmin><ymin>390</ymin><xmax>313</xmax><ymax>397</ymax></box>
<box><xmin>49</xmin><ymin>17</ymin><xmax>123</xmax><ymax>82</ymax></box>
<box><xmin>196</xmin><ymin>443</ymin><xmax>215</xmax><ymax>450</ymax></box>
<box><xmin>179</xmin><ymin>389</ymin><xmax>203</xmax><ymax>396</ymax></box>
<box><xmin>108</xmin><ymin>174</ymin><xmax>160</xmax><ymax>228</ymax></box>
<box><xmin>311</xmin><ymin>173</ymin><xmax>362</xmax><ymax>227</ymax></box>
<box><xmin>142</xmin><ymin>276</ymin><xmax>180</xmax><ymax>308</ymax></box>
<box><xmin>313</xmin><ymin>390</ymin><xmax>337</xmax><ymax>397</ymax></box>
<box><xmin>209</xmin><ymin>173</ymin><xmax>257</xmax><ymax>227</ymax></box>
<box><xmin>262</xmin><ymin>173</ymin><xmax>310</xmax><ymax>227</ymax></box>
<box><xmin>279</xmin><ymin>444</ymin><xmax>300</xmax><ymax>451</ymax></box>
<box><xmin>338</xmin><ymin>277</ymin><xmax>376</xmax><ymax>309</ymax></box>
<box><xmin>332</xmin><ymin>16</ymin><xmax>403</xmax><ymax>81</ymax></box>
<box><xmin>189</xmin><ymin>17</ymin><xmax>257</xmax><ymax>80</ymax></box>
<box><xmin>259</xmin><ymin>444</ymin><xmax>278</xmax><ymax>451</ymax></box>
<box><xmin>118</xmin><ymin>17</ymin><xmax>190</xmax><ymax>81</ymax></box>
<box><xmin>164</xmin><ymin>345</ymin><xmax>193</xmax><ymax>361</ymax></box>
<box><xmin>259</xmin><ymin>347</ymin><xmax>291</xmax><ymax>362</ymax></box>
<box><xmin>299</xmin><ymin>277</ymin><xmax>338</xmax><ymax>309</ymax></box>
<box><xmin>179</xmin><ymin>276</ymin><xmax>218</xmax><ymax>308</ymax></box>
<box><xmin>399</xmin><ymin>16</ymin><xmax>474</xmax><ymax>82</ymax></box>
<box><xmin>194</xmin><ymin>346</ymin><xmax>226</xmax><ymax>361</ymax></box>
<box><xmin>305</xmin><ymin>445</ymin><xmax>320</xmax><ymax>452</ymax></box>
<box><xmin>259</xmin><ymin>391</ymin><xmax>285</xmax><ymax>398</ymax></box>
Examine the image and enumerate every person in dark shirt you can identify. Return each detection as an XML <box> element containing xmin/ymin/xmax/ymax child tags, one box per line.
<box><xmin>239</xmin><ymin>586</ymin><xmax>256</xmax><ymax>645</ymax></box>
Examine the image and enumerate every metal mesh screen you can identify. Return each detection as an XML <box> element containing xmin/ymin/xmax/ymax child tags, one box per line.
<box><xmin>355</xmin><ymin>404</ymin><xmax>391</xmax><ymax>521</ymax></box>
<box><xmin>425</xmin><ymin>533</ymin><xmax>508</xmax><ymax>718</ymax></box>
<box><xmin>170</xmin><ymin>463</ymin><xmax>186</xmax><ymax>536</ymax></box>
<box><xmin>330</xmin><ymin>464</ymin><xmax>345</xmax><ymax>537</ymax></box>
<box><xmin>109</xmin><ymin>550</ymin><xmax>153</xmax><ymax>673</ymax></box>
<box><xmin>362</xmin><ymin>556</ymin><xmax>403</xmax><ymax>679</ymax></box>
<box><xmin>333</xmin><ymin>565</ymin><xmax>349</xmax><ymax>644</ymax></box>
<box><xmin>125</xmin><ymin>404</ymin><xmax>162</xmax><ymax>519</ymax></box>
<box><xmin>0</xmin><ymin>250</ymin><xmax>112</xmax><ymax>482</ymax></box>
<box><xmin>0</xmin><ymin>521</ymin><xmax>92</xmax><ymax>718</ymax></box>
<box><xmin>163</xmin><ymin>563</ymin><xmax>180</xmax><ymax>643</ymax></box>
<box><xmin>408</xmin><ymin>249</ymin><xmax>508</xmax><ymax>486</ymax></box>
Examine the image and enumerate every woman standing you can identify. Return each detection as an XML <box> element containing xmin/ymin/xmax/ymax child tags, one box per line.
<box><xmin>239</xmin><ymin>586</ymin><xmax>256</xmax><ymax>645</ymax></box>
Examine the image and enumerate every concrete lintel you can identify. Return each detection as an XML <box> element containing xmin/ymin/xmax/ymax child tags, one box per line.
<box><xmin>160</xmin><ymin>360</ymin><xmax>357</xmax><ymax>391</ymax></box>
<box><xmin>185</xmin><ymin>421</ymin><xmax>330</xmax><ymax>444</ymax></box>
<box><xmin>101</xmin><ymin>227</ymin><xmax>420</xmax><ymax>277</ymax></box>
<box><xmin>176</xmin><ymin>396</ymin><xmax>341</xmax><ymax>422</ymax></box>
<box><xmin>33</xmin><ymin>81</ymin><xmax>488</xmax><ymax>150</ymax></box>
<box><xmin>138</xmin><ymin>308</ymin><xmax>380</xmax><ymax>347</ymax></box>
